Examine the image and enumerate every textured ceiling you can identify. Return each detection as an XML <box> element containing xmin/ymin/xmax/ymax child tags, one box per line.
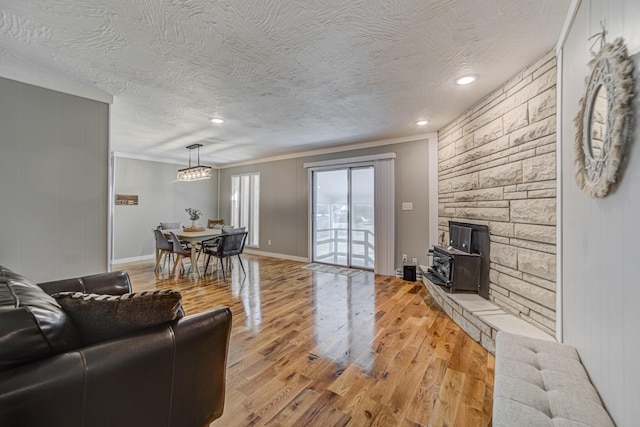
<box><xmin>0</xmin><ymin>0</ymin><xmax>570</xmax><ymax>166</ymax></box>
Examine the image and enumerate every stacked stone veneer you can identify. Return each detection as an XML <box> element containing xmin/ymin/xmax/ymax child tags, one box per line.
<box><xmin>437</xmin><ymin>50</ymin><xmax>557</xmax><ymax>336</ymax></box>
<box><xmin>423</xmin><ymin>278</ymin><xmax>500</xmax><ymax>353</ymax></box>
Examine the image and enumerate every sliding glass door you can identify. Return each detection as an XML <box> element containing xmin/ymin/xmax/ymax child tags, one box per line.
<box><xmin>312</xmin><ymin>167</ymin><xmax>374</xmax><ymax>269</ymax></box>
<box><xmin>313</xmin><ymin>169</ymin><xmax>348</xmax><ymax>266</ymax></box>
<box><xmin>350</xmin><ymin>167</ymin><xmax>374</xmax><ymax>268</ymax></box>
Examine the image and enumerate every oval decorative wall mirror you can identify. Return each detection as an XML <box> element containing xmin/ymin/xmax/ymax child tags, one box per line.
<box><xmin>574</xmin><ymin>37</ymin><xmax>634</xmax><ymax>198</ymax></box>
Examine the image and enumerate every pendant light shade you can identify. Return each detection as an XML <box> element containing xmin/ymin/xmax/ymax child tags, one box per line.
<box><xmin>177</xmin><ymin>144</ymin><xmax>212</xmax><ymax>181</ymax></box>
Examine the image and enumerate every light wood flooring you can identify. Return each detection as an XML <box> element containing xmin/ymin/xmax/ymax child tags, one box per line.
<box><xmin>122</xmin><ymin>254</ymin><xmax>494</xmax><ymax>426</ymax></box>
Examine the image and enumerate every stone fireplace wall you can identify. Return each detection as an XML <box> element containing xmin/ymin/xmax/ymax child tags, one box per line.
<box><xmin>437</xmin><ymin>50</ymin><xmax>557</xmax><ymax>335</ymax></box>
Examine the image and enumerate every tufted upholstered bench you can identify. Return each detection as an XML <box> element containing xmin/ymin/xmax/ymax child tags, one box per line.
<box><xmin>493</xmin><ymin>331</ymin><xmax>614</xmax><ymax>426</ymax></box>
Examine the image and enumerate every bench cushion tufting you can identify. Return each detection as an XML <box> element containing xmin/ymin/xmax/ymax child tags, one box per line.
<box><xmin>493</xmin><ymin>331</ymin><xmax>614</xmax><ymax>427</ymax></box>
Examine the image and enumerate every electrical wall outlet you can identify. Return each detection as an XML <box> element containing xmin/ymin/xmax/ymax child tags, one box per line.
<box><xmin>412</xmin><ymin>258</ymin><xmax>418</xmax><ymax>265</ymax></box>
<box><xmin>402</xmin><ymin>254</ymin><xmax>408</xmax><ymax>262</ymax></box>
<box><xmin>268</xmin><ymin>239</ymin><xmax>272</xmax><ymax>245</ymax></box>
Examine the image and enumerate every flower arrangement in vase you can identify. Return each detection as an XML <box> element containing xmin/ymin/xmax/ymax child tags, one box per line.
<box><xmin>185</xmin><ymin>208</ymin><xmax>202</xmax><ymax>228</ymax></box>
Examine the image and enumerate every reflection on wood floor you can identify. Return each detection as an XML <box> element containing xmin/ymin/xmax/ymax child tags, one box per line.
<box><xmin>122</xmin><ymin>254</ymin><xmax>494</xmax><ymax>426</ymax></box>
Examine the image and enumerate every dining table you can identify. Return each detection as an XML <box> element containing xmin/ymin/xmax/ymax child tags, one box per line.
<box><xmin>162</xmin><ymin>228</ymin><xmax>222</xmax><ymax>278</ymax></box>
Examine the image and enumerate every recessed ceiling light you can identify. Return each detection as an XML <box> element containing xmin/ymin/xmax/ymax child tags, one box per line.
<box><xmin>456</xmin><ymin>75</ymin><xmax>476</xmax><ymax>85</ymax></box>
<box><xmin>210</xmin><ymin>118</ymin><xmax>224</xmax><ymax>124</ymax></box>
<box><xmin>416</xmin><ymin>120</ymin><xmax>428</xmax><ymax>126</ymax></box>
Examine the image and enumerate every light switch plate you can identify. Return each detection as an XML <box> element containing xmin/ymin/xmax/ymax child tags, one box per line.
<box><xmin>402</xmin><ymin>202</ymin><xmax>413</xmax><ymax>211</ymax></box>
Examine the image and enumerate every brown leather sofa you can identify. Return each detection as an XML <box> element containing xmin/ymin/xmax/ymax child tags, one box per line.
<box><xmin>0</xmin><ymin>266</ymin><xmax>232</xmax><ymax>427</ymax></box>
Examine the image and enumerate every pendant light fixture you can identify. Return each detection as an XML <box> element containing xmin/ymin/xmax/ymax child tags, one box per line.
<box><xmin>177</xmin><ymin>144</ymin><xmax>212</xmax><ymax>181</ymax></box>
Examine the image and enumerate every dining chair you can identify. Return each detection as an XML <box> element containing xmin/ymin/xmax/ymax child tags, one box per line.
<box><xmin>220</xmin><ymin>226</ymin><xmax>246</xmax><ymax>270</ymax></box>
<box><xmin>159</xmin><ymin>222</ymin><xmax>192</xmax><ymax>248</ymax></box>
<box><xmin>159</xmin><ymin>221</ymin><xmax>183</xmax><ymax>230</ymax></box>
<box><xmin>153</xmin><ymin>229</ymin><xmax>174</xmax><ymax>273</ymax></box>
<box><xmin>207</xmin><ymin>219</ymin><xmax>224</xmax><ymax>228</ymax></box>
<box><xmin>198</xmin><ymin>225</ymin><xmax>245</xmax><ymax>267</ymax></box>
<box><xmin>196</xmin><ymin>222</ymin><xmax>225</xmax><ymax>263</ymax></box>
<box><xmin>202</xmin><ymin>230</ymin><xmax>248</xmax><ymax>281</ymax></box>
<box><xmin>170</xmin><ymin>231</ymin><xmax>194</xmax><ymax>276</ymax></box>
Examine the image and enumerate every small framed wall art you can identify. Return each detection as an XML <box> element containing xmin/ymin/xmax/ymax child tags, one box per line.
<box><xmin>115</xmin><ymin>194</ymin><xmax>139</xmax><ymax>205</ymax></box>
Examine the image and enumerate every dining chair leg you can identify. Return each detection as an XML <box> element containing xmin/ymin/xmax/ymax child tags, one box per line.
<box><xmin>203</xmin><ymin>254</ymin><xmax>211</xmax><ymax>275</ymax></box>
<box><xmin>221</xmin><ymin>257</ymin><xmax>227</xmax><ymax>281</ymax></box>
<box><xmin>166</xmin><ymin>252</ymin><xmax>173</xmax><ymax>272</ymax></box>
<box><xmin>197</xmin><ymin>247</ymin><xmax>206</xmax><ymax>267</ymax></box>
<box><xmin>207</xmin><ymin>256</ymin><xmax>220</xmax><ymax>276</ymax></box>
<box><xmin>171</xmin><ymin>255</ymin><xmax>181</xmax><ymax>276</ymax></box>
<box><xmin>186</xmin><ymin>257</ymin><xmax>192</xmax><ymax>276</ymax></box>
<box><xmin>237</xmin><ymin>255</ymin><xmax>246</xmax><ymax>276</ymax></box>
<box><xmin>160</xmin><ymin>252</ymin><xmax>165</xmax><ymax>272</ymax></box>
<box><xmin>156</xmin><ymin>250</ymin><xmax>170</xmax><ymax>272</ymax></box>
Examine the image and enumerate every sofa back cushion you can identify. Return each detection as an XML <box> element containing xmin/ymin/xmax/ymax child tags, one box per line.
<box><xmin>37</xmin><ymin>271</ymin><xmax>132</xmax><ymax>296</ymax></box>
<box><xmin>0</xmin><ymin>266</ymin><xmax>81</xmax><ymax>372</ymax></box>
<box><xmin>52</xmin><ymin>290</ymin><xmax>184</xmax><ymax>345</ymax></box>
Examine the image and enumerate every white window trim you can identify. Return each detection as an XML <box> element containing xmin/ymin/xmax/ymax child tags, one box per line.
<box><xmin>231</xmin><ymin>172</ymin><xmax>260</xmax><ymax>247</ymax></box>
<box><xmin>303</xmin><ymin>152</ymin><xmax>396</xmax><ymax>169</ymax></box>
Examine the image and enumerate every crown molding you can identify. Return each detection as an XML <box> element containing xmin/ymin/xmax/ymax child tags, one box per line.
<box><xmin>112</xmin><ymin>152</ymin><xmax>218</xmax><ymax>168</ymax></box>
<box><xmin>219</xmin><ymin>132</ymin><xmax>437</xmax><ymax>169</ymax></box>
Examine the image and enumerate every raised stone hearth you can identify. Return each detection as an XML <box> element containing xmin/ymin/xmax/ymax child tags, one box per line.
<box><xmin>421</xmin><ymin>269</ymin><xmax>553</xmax><ymax>354</ymax></box>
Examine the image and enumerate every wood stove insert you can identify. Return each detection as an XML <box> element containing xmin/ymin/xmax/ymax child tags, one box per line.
<box><xmin>426</xmin><ymin>221</ymin><xmax>490</xmax><ymax>297</ymax></box>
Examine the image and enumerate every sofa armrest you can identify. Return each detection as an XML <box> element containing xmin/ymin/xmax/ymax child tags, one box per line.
<box><xmin>169</xmin><ymin>307</ymin><xmax>233</xmax><ymax>426</ymax></box>
<box><xmin>0</xmin><ymin>306</ymin><xmax>232</xmax><ymax>427</ymax></box>
<box><xmin>36</xmin><ymin>271</ymin><xmax>132</xmax><ymax>296</ymax></box>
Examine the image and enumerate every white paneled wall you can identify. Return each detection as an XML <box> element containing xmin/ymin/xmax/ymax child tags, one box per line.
<box><xmin>0</xmin><ymin>77</ymin><xmax>109</xmax><ymax>282</ymax></box>
<box><xmin>560</xmin><ymin>1</ymin><xmax>640</xmax><ymax>425</ymax></box>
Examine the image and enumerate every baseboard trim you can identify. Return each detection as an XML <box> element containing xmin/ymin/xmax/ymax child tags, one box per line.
<box><xmin>111</xmin><ymin>250</ymin><xmax>307</xmax><ymax>266</ymax></box>
<box><xmin>243</xmin><ymin>249</ymin><xmax>308</xmax><ymax>263</ymax></box>
<box><xmin>111</xmin><ymin>254</ymin><xmax>155</xmax><ymax>265</ymax></box>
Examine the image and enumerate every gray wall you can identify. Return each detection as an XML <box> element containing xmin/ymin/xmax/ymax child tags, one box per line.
<box><xmin>0</xmin><ymin>77</ymin><xmax>109</xmax><ymax>282</ymax></box>
<box><xmin>219</xmin><ymin>138</ymin><xmax>432</xmax><ymax>268</ymax></box>
<box><xmin>113</xmin><ymin>156</ymin><xmax>218</xmax><ymax>261</ymax></box>
<box><xmin>561</xmin><ymin>1</ymin><xmax>640</xmax><ymax>425</ymax></box>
